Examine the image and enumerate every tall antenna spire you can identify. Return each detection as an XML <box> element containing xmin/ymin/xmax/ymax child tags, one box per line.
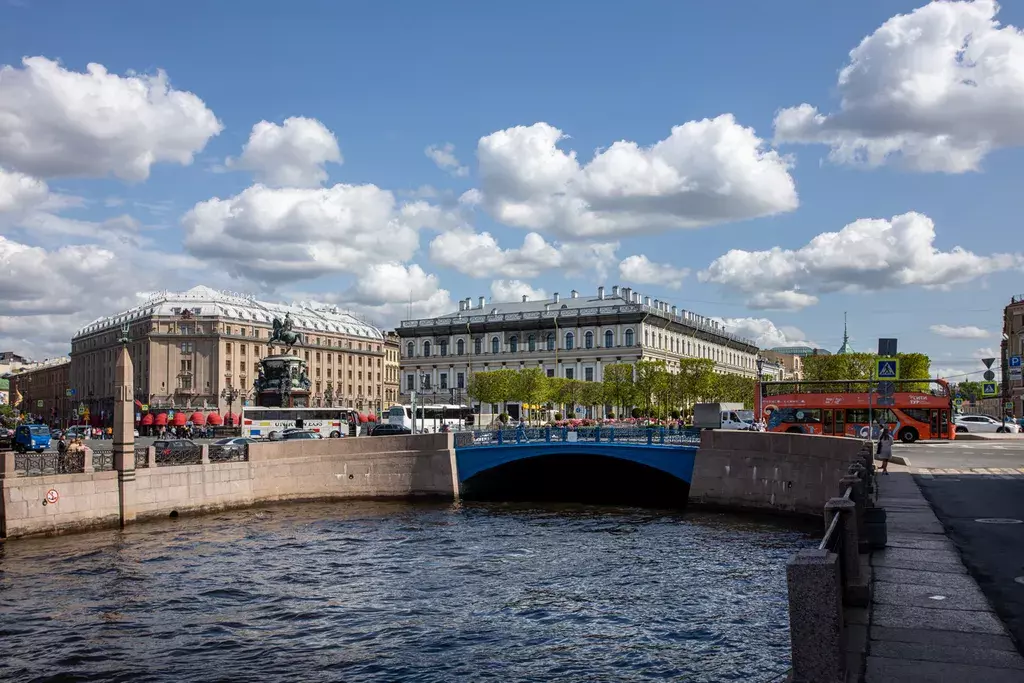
<box><xmin>837</xmin><ymin>311</ymin><xmax>853</xmax><ymax>354</ymax></box>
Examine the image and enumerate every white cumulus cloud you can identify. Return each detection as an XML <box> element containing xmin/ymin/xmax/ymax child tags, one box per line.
<box><xmin>490</xmin><ymin>280</ymin><xmax>548</xmax><ymax>302</ymax></box>
<box><xmin>618</xmin><ymin>254</ymin><xmax>690</xmax><ymax>289</ymax></box>
<box><xmin>699</xmin><ymin>212</ymin><xmax>1021</xmax><ymax>310</ymax></box>
<box><xmin>182</xmin><ymin>183</ymin><xmax>432</xmax><ymax>285</ymax></box>
<box><xmin>425</xmin><ymin>142</ymin><xmax>468</xmax><ymax>177</ymax></box>
<box><xmin>0</xmin><ymin>56</ymin><xmax>222</xmax><ymax>181</ymax></box>
<box><xmin>774</xmin><ymin>0</ymin><xmax>1024</xmax><ymax>172</ymax></box>
<box><xmin>349</xmin><ymin>263</ymin><xmax>443</xmax><ymax>306</ymax></box>
<box><xmin>0</xmin><ymin>167</ymin><xmax>49</xmax><ymax>214</ymax></box>
<box><xmin>476</xmin><ymin>115</ymin><xmax>797</xmax><ymax>238</ymax></box>
<box><xmin>226</xmin><ymin>117</ymin><xmax>342</xmax><ymax>188</ymax></box>
<box><xmin>428</xmin><ymin>229</ymin><xmax>618</xmax><ymax>279</ymax></box>
<box><xmin>929</xmin><ymin>324</ymin><xmax>991</xmax><ymax>339</ymax></box>
<box><xmin>715</xmin><ymin>317</ymin><xmax>814</xmax><ymax>349</ymax></box>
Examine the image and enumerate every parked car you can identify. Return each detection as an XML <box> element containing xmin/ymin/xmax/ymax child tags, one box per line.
<box><xmin>13</xmin><ymin>424</ymin><xmax>51</xmax><ymax>453</ymax></box>
<box><xmin>954</xmin><ymin>414</ymin><xmax>1020</xmax><ymax>434</ymax></box>
<box><xmin>282</xmin><ymin>430</ymin><xmax>322</xmax><ymax>440</ymax></box>
<box><xmin>209</xmin><ymin>436</ymin><xmax>258</xmax><ymax>461</ymax></box>
<box><xmin>152</xmin><ymin>439</ymin><xmax>201</xmax><ymax>464</ymax></box>
<box><xmin>370</xmin><ymin>423</ymin><xmax>412</xmax><ymax>437</ymax></box>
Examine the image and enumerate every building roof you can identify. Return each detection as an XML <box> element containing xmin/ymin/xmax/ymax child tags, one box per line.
<box><xmin>74</xmin><ymin>285</ymin><xmax>383</xmax><ymax>341</ymax></box>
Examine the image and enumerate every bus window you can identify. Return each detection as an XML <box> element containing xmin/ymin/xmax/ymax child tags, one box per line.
<box><xmin>834</xmin><ymin>409</ymin><xmax>845</xmax><ymax>436</ymax></box>
<box><xmin>823</xmin><ymin>409</ymin><xmax>833</xmax><ymax>434</ymax></box>
<box><xmin>939</xmin><ymin>409</ymin><xmax>949</xmax><ymax>437</ymax></box>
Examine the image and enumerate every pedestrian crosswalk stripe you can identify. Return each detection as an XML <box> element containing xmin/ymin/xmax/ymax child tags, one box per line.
<box><xmin>914</xmin><ymin>467</ymin><xmax>1024</xmax><ymax>480</ymax></box>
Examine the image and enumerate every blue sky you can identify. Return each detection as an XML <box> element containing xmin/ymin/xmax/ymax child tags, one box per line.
<box><xmin>2</xmin><ymin>0</ymin><xmax>1022</xmax><ymax>381</ymax></box>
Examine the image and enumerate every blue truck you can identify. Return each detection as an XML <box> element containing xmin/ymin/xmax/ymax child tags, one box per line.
<box><xmin>13</xmin><ymin>424</ymin><xmax>51</xmax><ymax>453</ymax></box>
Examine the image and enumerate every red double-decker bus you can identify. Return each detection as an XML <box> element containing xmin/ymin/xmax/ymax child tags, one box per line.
<box><xmin>755</xmin><ymin>379</ymin><xmax>955</xmax><ymax>444</ymax></box>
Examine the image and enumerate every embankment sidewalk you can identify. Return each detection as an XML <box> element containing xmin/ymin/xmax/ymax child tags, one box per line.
<box><xmin>863</xmin><ymin>466</ymin><xmax>1024</xmax><ymax>681</ymax></box>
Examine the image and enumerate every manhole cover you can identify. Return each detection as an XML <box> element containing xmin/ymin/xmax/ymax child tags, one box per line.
<box><xmin>975</xmin><ymin>518</ymin><xmax>1024</xmax><ymax>524</ymax></box>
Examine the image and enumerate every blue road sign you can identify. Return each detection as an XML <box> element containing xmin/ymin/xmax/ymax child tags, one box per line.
<box><xmin>1011</xmin><ymin>356</ymin><xmax>1022</xmax><ymax>368</ymax></box>
<box><xmin>876</xmin><ymin>358</ymin><xmax>898</xmax><ymax>379</ymax></box>
<box><xmin>983</xmin><ymin>382</ymin><xmax>998</xmax><ymax>396</ymax></box>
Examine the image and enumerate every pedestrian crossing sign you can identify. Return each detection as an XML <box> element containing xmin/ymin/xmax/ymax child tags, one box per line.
<box><xmin>983</xmin><ymin>382</ymin><xmax>998</xmax><ymax>396</ymax></box>
<box><xmin>875</xmin><ymin>358</ymin><xmax>899</xmax><ymax>379</ymax></box>
<box><xmin>953</xmin><ymin>398</ymin><xmax>964</xmax><ymax>407</ymax></box>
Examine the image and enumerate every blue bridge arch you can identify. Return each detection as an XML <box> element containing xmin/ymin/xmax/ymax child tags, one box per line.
<box><xmin>453</xmin><ymin>427</ymin><xmax>698</xmax><ymax>485</ymax></box>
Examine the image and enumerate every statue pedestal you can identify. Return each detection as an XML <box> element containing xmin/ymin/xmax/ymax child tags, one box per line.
<box><xmin>254</xmin><ymin>354</ymin><xmax>312</xmax><ymax>408</ymax></box>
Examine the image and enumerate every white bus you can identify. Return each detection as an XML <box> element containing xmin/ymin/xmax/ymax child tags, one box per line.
<box><xmin>241</xmin><ymin>407</ymin><xmax>361</xmax><ymax>438</ymax></box>
<box><xmin>386</xmin><ymin>404</ymin><xmax>475</xmax><ymax>433</ymax></box>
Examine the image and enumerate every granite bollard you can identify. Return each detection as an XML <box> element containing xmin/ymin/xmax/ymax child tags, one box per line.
<box><xmin>787</xmin><ymin>548</ymin><xmax>845</xmax><ymax>683</ymax></box>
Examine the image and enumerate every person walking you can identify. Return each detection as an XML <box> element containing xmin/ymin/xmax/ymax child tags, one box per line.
<box><xmin>877</xmin><ymin>424</ymin><xmax>894</xmax><ymax>475</ymax></box>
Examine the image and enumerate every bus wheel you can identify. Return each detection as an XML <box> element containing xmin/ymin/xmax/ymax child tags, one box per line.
<box><xmin>898</xmin><ymin>428</ymin><xmax>918</xmax><ymax>444</ymax></box>
<box><xmin>786</xmin><ymin>427</ymin><xmax>803</xmax><ymax>434</ymax></box>
<box><xmin>330</xmin><ymin>431</ymin><xmax>341</xmax><ymax>438</ymax></box>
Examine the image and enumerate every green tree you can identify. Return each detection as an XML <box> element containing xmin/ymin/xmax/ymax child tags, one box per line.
<box><xmin>602</xmin><ymin>364</ymin><xmax>636</xmax><ymax>417</ymax></box>
<box><xmin>554</xmin><ymin>379</ymin><xmax>585</xmax><ymax>417</ymax></box>
<box><xmin>675</xmin><ymin>358</ymin><xmax>716</xmax><ymax>412</ymax></box>
<box><xmin>634</xmin><ymin>360</ymin><xmax>665</xmax><ymax>416</ymax></box>
<box><xmin>580</xmin><ymin>380</ymin><xmax>606</xmax><ymax>417</ymax></box>
<box><xmin>510</xmin><ymin>368</ymin><xmax>549</xmax><ymax>423</ymax></box>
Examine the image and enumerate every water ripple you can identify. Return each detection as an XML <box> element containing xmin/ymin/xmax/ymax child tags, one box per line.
<box><xmin>0</xmin><ymin>500</ymin><xmax>812</xmax><ymax>682</ymax></box>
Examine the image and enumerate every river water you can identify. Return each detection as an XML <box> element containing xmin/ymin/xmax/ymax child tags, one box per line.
<box><xmin>0</xmin><ymin>501</ymin><xmax>813</xmax><ymax>682</ymax></box>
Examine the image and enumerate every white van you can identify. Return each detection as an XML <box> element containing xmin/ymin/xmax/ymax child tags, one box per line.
<box><xmin>720</xmin><ymin>410</ymin><xmax>753</xmax><ymax>430</ymax></box>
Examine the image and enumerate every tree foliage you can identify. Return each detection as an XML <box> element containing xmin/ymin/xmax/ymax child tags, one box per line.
<box><xmin>802</xmin><ymin>352</ymin><xmax>932</xmax><ymax>391</ymax></box>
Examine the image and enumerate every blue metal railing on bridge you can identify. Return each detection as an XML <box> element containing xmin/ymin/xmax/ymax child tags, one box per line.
<box><xmin>454</xmin><ymin>426</ymin><xmax>701</xmax><ymax>449</ymax></box>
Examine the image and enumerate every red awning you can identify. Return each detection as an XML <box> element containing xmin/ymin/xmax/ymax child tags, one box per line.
<box><xmin>141</xmin><ymin>413</ymin><xmax>154</xmax><ymax>426</ymax></box>
<box><xmin>367</xmin><ymin>413</ymin><xmax>377</xmax><ymax>422</ymax></box>
<box><xmin>154</xmin><ymin>413</ymin><xmax>168</xmax><ymax>426</ymax></box>
<box><xmin>206</xmin><ymin>412</ymin><xmax>223</xmax><ymax>426</ymax></box>
<box><xmin>189</xmin><ymin>411</ymin><xmax>206</xmax><ymax>426</ymax></box>
<box><xmin>358</xmin><ymin>413</ymin><xmax>369</xmax><ymax>423</ymax></box>
<box><xmin>172</xmin><ymin>412</ymin><xmax>188</xmax><ymax>426</ymax></box>
<box><xmin>225</xmin><ymin>412</ymin><xmax>240</xmax><ymax>426</ymax></box>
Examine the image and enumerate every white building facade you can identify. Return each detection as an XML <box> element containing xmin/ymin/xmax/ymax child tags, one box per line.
<box><xmin>397</xmin><ymin>286</ymin><xmax>759</xmax><ymax>411</ymax></box>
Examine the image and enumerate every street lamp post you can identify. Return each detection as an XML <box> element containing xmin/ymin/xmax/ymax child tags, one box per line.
<box><xmin>420</xmin><ymin>372</ymin><xmax>431</xmax><ymax>433</ymax></box>
<box><xmin>221</xmin><ymin>386</ymin><xmax>240</xmax><ymax>431</ymax></box>
<box><xmin>755</xmin><ymin>355</ymin><xmax>765</xmax><ymax>420</ymax></box>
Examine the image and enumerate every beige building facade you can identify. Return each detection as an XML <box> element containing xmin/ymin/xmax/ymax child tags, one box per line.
<box><xmin>397</xmin><ymin>286</ymin><xmax>759</xmax><ymax>410</ymax></box>
<box><xmin>1002</xmin><ymin>295</ymin><xmax>1024</xmax><ymax>415</ymax></box>
<box><xmin>70</xmin><ymin>286</ymin><xmax>388</xmax><ymax>423</ymax></box>
<box><xmin>760</xmin><ymin>350</ymin><xmax>804</xmax><ymax>381</ymax></box>
<box><xmin>383</xmin><ymin>332</ymin><xmax>400</xmax><ymax>406</ymax></box>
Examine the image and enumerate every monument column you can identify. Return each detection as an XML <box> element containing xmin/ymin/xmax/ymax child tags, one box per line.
<box><xmin>113</xmin><ymin>325</ymin><xmax>137</xmax><ymax>526</ymax></box>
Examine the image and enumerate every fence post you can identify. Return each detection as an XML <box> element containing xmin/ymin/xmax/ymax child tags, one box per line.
<box><xmin>0</xmin><ymin>451</ymin><xmax>15</xmax><ymax>479</ymax></box>
<box><xmin>647</xmin><ymin>430</ymin><xmax>653</xmax><ymax>445</ymax></box>
<box><xmin>82</xmin><ymin>447</ymin><xmax>94</xmax><ymax>474</ymax></box>
<box><xmin>545</xmin><ymin>426</ymin><xmax>551</xmax><ymax>442</ymax></box>
<box><xmin>842</xmin><ymin>471</ymin><xmax>868</xmax><ymax>554</ymax></box>
<box><xmin>825</xmin><ymin>496</ymin><xmax>869</xmax><ymax>607</ymax></box>
<box><xmin>659</xmin><ymin>427</ymin><xmax>665</xmax><ymax>444</ymax></box>
<box><xmin>147</xmin><ymin>447</ymin><xmax>157</xmax><ymax>468</ymax></box>
<box><xmin>609</xmin><ymin>427</ymin><xmax>615</xmax><ymax>443</ymax></box>
<box><xmin>595</xmin><ymin>427</ymin><xmax>601</xmax><ymax>443</ymax></box>
<box><xmin>497</xmin><ymin>430</ymin><xmax>504</xmax><ymax>445</ymax></box>
<box><xmin>787</xmin><ymin>549</ymin><xmax>845</xmax><ymax>683</ymax></box>
<box><xmin>201</xmin><ymin>445</ymin><xmax>211</xmax><ymax>465</ymax></box>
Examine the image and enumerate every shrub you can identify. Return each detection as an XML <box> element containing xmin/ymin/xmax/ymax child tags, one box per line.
<box><xmin>631</xmin><ymin>407</ymin><xmax>642</xmax><ymax>419</ymax></box>
<box><xmin>554</xmin><ymin>413</ymin><xmax>563</xmax><ymax>421</ymax></box>
<box><xmin>671</xmin><ymin>409</ymin><xmax>681</xmax><ymax>420</ymax></box>
<box><xmin>499</xmin><ymin>413</ymin><xmax>509</xmax><ymax>424</ymax></box>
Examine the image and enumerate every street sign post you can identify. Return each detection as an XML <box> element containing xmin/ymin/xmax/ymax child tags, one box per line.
<box><xmin>1011</xmin><ymin>356</ymin><xmax>1022</xmax><ymax>369</ymax></box>
<box><xmin>954</xmin><ymin>397</ymin><xmax>964</xmax><ymax>408</ymax></box>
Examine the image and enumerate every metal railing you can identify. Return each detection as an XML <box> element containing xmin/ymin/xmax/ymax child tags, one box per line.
<box><xmin>455</xmin><ymin>426</ymin><xmax>701</xmax><ymax>448</ymax></box>
<box><xmin>155</xmin><ymin>445</ymin><xmax>202</xmax><ymax>467</ymax></box>
<box><xmin>92</xmin><ymin>451</ymin><xmax>114</xmax><ymax>472</ymax></box>
<box><xmin>135</xmin><ymin>446</ymin><xmax>150</xmax><ymax>469</ymax></box>
<box><xmin>14</xmin><ymin>452</ymin><xmax>86</xmax><ymax>476</ymax></box>
<box><xmin>209</xmin><ymin>444</ymin><xmax>248</xmax><ymax>463</ymax></box>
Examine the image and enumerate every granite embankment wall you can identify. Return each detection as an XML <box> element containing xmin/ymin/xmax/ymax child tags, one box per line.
<box><xmin>1</xmin><ymin>433</ymin><xmax>458</xmax><ymax>539</ymax></box>
<box><xmin>690</xmin><ymin>430</ymin><xmax>866</xmax><ymax>516</ymax></box>
<box><xmin>2</xmin><ymin>431</ymin><xmax>863</xmax><ymax>539</ymax></box>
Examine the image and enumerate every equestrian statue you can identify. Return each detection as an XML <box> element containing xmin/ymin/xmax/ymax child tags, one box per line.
<box><xmin>270</xmin><ymin>313</ymin><xmax>304</xmax><ymax>348</ymax></box>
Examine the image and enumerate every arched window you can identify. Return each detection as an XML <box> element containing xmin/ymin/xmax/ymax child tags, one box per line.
<box><xmin>406</xmin><ymin>341</ymin><xmax>414</xmax><ymax>358</ymax></box>
<box><xmin>491</xmin><ymin>337</ymin><xmax>500</xmax><ymax>354</ymax></box>
<box><xmin>423</xmin><ymin>341</ymin><xmax>431</xmax><ymax>357</ymax></box>
<box><xmin>546</xmin><ymin>333</ymin><xmax>555</xmax><ymax>351</ymax></box>
<box><xmin>474</xmin><ymin>338</ymin><xmax>482</xmax><ymax>355</ymax></box>
<box><xmin>604</xmin><ymin>330</ymin><xmax>614</xmax><ymax>348</ymax></box>
<box><xmin>585</xmin><ymin>331</ymin><xmax>593</xmax><ymax>349</ymax></box>
<box><xmin>456</xmin><ymin>339</ymin><xmax>465</xmax><ymax>355</ymax></box>
<box><xmin>565</xmin><ymin>332</ymin><xmax>574</xmax><ymax>350</ymax></box>
<box><xmin>440</xmin><ymin>340</ymin><xmax>448</xmax><ymax>356</ymax></box>
<box><xmin>624</xmin><ymin>329</ymin><xmax>634</xmax><ymax>346</ymax></box>
<box><xmin>528</xmin><ymin>334</ymin><xmax>536</xmax><ymax>352</ymax></box>
<box><xmin>509</xmin><ymin>335</ymin><xmax>518</xmax><ymax>352</ymax></box>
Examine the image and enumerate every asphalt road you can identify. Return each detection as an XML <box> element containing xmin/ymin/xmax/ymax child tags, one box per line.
<box><xmin>909</xmin><ymin>440</ymin><xmax>1024</xmax><ymax>652</ymax></box>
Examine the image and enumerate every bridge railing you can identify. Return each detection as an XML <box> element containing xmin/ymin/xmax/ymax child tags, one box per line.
<box><xmin>786</xmin><ymin>442</ymin><xmax>875</xmax><ymax>682</ymax></box>
<box><xmin>454</xmin><ymin>426</ymin><xmax>701</xmax><ymax>448</ymax></box>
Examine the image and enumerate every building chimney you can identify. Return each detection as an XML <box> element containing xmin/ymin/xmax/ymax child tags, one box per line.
<box><xmin>571</xmin><ymin>290</ymin><xmax>578</xmax><ymax>299</ymax></box>
<box><xmin>458</xmin><ymin>300</ymin><xmax>465</xmax><ymax>311</ymax></box>
<box><xmin>598</xmin><ymin>286</ymin><xmax>605</xmax><ymax>300</ymax></box>
<box><xmin>465</xmin><ymin>297</ymin><xmax>471</xmax><ymax>310</ymax></box>
<box><xmin>653</xmin><ymin>299</ymin><xmax>660</xmax><ymax>310</ymax></box>
<box><xmin>622</xmin><ymin>287</ymin><xmax>631</xmax><ymax>303</ymax></box>
<box><xmin>644</xmin><ymin>296</ymin><xmax>652</xmax><ymax>306</ymax></box>
<box><xmin>671</xmin><ymin>305</ymin><xmax>677</xmax><ymax>316</ymax></box>
<box><xmin>611</xmin><ymin>285</ymin><xmax>619</xmax><ymax>298</ymax></box>
<box><xmin>522</xmin><ymin>294</ymin><xmax>528</xmax><ymax>303</ymax></box>
<box><xmin>478</xmin><ymin>296</ymin><xmax>485</xmax><ymax>309</ymax></box>
<box><xmin>553</xmin><ymin>292</ymin><xmax>560</xmax><ymax>303</ymax></box>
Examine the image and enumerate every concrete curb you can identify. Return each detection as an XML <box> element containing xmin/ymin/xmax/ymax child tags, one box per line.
<box><xmin>877</xmin><ymin>454</ymin><xmax>912</xmax><ymax>467</ymax></box>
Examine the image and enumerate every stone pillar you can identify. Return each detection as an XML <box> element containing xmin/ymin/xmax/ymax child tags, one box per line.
<box><xmin>842</xmin><ymin>472</ymin><xmax>868</xmax><ymax>553</ymax></box>
<box><xmin>112</xmin><ymin>344</ymin><xmax>137</xmax><ymax>526</ymax></box>
<box><xmin>787</xmin><ymin>549</ymin><xmax>844</xmax><ymax>683</ymax></box>
<box><xmin>825</xmin><ymin>497</ymin><xmax>869</xmax><ymax>606</ymax></box>
<box><xmin>82</xmin><ymin>447</ymin><xmax>94</xmax><ymax>474</ymax></box>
